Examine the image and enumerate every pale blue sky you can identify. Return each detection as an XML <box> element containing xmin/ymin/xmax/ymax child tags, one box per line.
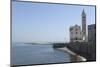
<box><xmin>12</xmin><ymin>1</ymin><xmax>95</xmax><ymax>43</ymax></box>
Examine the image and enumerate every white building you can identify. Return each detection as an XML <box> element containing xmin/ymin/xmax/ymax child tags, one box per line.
<box><xmin>69</xmin><ymin>9</ymin><xmax>88</xmax><ymax>42</ymax></box>
<box><xmin>70</xmin><ymin>25</ymin><xmax>83</xmax><ymax>42</ymax></box>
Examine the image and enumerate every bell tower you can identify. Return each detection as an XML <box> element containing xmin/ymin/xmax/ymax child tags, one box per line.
<box><xmin>82</xmin><ymin>9</ymin><xmax>88</xmax><ymax>42</ymax></box>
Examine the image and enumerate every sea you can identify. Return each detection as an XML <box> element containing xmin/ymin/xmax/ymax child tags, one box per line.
<box><xmin>11</xmin><ymin>43</ymin><xmax>71</xmax><ymax>66</ymax></box>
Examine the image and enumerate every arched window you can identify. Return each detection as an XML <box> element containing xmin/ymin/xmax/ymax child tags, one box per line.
<box><xmin>76</xmin><ymin>38</ymin><xmax>77</xmax><ymax>40</ymax></box>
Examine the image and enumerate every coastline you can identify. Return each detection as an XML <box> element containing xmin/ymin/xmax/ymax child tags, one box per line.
<box><xmin>55</xmin><ymin>47</ymin><xmax>87</xmax><ymax>62</ymax></box>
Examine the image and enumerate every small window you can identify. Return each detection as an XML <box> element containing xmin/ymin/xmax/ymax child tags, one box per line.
<box><xmin>70</xmin><ymin>28</ymin><xmax>73</xmax><ymax>31</ymax></box>
<box><xmin>76</xmin><ymin>32</ymin><xmax>78</xmax><ymax>34</ymax></box>
<box><xmin>82</xmin><ymin>16</ymin><xmax>86</xmax><ymax>18</ymax></box>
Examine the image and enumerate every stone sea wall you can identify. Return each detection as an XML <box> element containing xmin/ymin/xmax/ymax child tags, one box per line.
<box><xmin>53</xmin><ymin>42</ymin><xmax>96</xmax><ymax>61</ymax></box>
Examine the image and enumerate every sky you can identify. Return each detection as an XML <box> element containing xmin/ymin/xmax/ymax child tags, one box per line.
<box><xmin>12</xmin><ymin>1</ymin><xmax>95</xmax><ymax>43</ymax></box>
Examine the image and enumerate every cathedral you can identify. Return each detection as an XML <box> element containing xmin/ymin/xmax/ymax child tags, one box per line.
<box><xmin>70</xmin><ymin>9</ymin><xmax>88</xmax><ymax>42</ymax></box>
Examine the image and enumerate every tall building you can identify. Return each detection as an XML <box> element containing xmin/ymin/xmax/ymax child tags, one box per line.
<box><xmin>81</xmin><ymin>9</ymin><xmax>88</xmax><ymax>42</ymax></box>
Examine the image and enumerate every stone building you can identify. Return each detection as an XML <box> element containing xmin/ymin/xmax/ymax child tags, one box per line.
<box><xmin>69</xmin><ymin>9</ymin><xmax>88</xmax><ymax>42</ymax></box>
<box><xmin>70</xmin><ymin>25</ymin><xmax>83</xmax><ymax>42</ymax></box>
<box><xmin>81</xmin><ymin>9</ymin><xmax>88</xmax><ymax>42</ymax></box>
<box><xmin>88</xmin><ymin>24</ymin><xmax>96</xmax><ymax>61</ymax></box>
<box><xmin>88</xmin><ymin>24</ymin><xmax>96</xmax><ymax>42</ymax></box>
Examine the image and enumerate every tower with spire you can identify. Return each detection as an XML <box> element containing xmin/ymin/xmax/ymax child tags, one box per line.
<box><xmin>81</xmin><ymin>9</ymin><xmax>88</xmax><ymax>42</ymax></box>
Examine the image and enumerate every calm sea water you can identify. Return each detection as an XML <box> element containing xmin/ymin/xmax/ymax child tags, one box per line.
<box><xmin>11</xmin><ymin>43</ymin><xmax>71</xmax><ymax>66</ymax></box>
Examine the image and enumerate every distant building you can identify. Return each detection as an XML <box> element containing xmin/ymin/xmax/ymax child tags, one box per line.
<box><xmin>88</xmin><ymin>24</ymin><xmax>96</xmax><ymax>42</ymax></box>
<box><xmin>70</xmin><ymin>25</ymin><xmax>83</xmax><ymax>42</ymax></box>
<box><xmin>88</xmin><ymin>24</ymin><xmax>96</xmax><ymax>61</ymax></box>
<box><xmin>69</xmin><ymin>9</ymin><xmax>88</xmax><ymax>42</ymax></box>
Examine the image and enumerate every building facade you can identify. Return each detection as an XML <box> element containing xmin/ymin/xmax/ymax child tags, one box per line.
<box><xmin>70</xmin><ymin>25</ymin><xmax>83</xmax><ymax>42</ymax></box>
<box><xmin>88</xmin><ymin>24</ymin><xmax>96</xmax><ymax>42</ymax></box>
<box><xmin>88</xmin><ymin>24</ymin><xmax>96</xmax><ymax>60</ymax></box>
